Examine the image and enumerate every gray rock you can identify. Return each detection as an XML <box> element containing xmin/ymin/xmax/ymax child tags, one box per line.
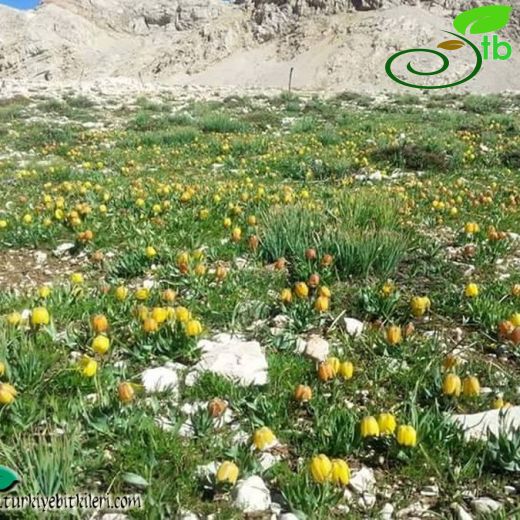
<box><xmin>471</xmin><ymin>498</ymin><xmax>503</xmax><ymax>515</ymax></box>
<box><xmin>379</xmin><ymin>503</ymin><xmax>394</xmax><ymax>519</ymax></box>
<box><xmin>421</xmin><ymin>485</ymin><xmax>439</xmax><ymax>497</ymax></box>
<box><xmin>452</xmin><ymin>406</ymin><xmax>520</xmax><ymax>440</ymax></box>
<box><xmin>451</xmin><ymin>503</ymin><xmax>473</xmax><ymax>520</ymax></box>
<box><xmin>304</xmin><ymin>335</ymin><xmax>329</xmax><ymax>361</ymax></box>
<box><xmin>342</xmin><ymin>317</ymin><xmax>365</xmax><ymax>337</ymax></box>
<box><xmin>53</xmin><ymin>242</ymin><xmax>75</xmax><ymax>257</ymax></box>
<box><xmin>141</xmin><ymin>362</ymin><xmax>185</xmax><ymax>395</ymax></box>
<box><xmin>232</xmin><ymin>476</ymin><xmax>271</xmax><ymax>513</ymax></box>
<box><xmin>349</xmin><ymin>466</ymin><xmax>376</xmax><ymax>494</ymax></box>
<box><xmin>186</xmin><ymin>334</ymin><xmax>268</xmax><ymax>386</ymax></box>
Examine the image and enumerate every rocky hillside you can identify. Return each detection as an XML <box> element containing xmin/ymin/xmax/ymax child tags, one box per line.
<box><xmin>0</xmin><ymin>0</ymin><xmax>518</xmax><ymax>92</ymax></box>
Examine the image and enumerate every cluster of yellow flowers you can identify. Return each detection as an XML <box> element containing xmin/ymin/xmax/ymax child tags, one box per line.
<box><xmin>0</xmin><ymin>362</ymin><xmax>17</xmax><ymax>405</ymax></box>
<box><xmin>360</xmin><ymin>414</ymin><xmax>417</xmax><ymax>447</ymax></box>
<box><xmin>317</xmin><ymin>357</ymin><xmax>354</xmax><ymax>382</ymax></box>
<box><xmin>280</xmin><ymin>280</ymin><xmax>332</xmax><ymax>313</ymax></box>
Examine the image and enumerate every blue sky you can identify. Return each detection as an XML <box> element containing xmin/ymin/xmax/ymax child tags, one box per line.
<box><xmin>0</xmin><ymin>0</ymin><xmax>40</xmax><ymax>9</ymax></box>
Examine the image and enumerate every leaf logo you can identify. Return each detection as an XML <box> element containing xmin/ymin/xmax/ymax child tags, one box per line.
<box><xmin>0</xmin><ymin>466</ymin><xmax>20</xmax><ymax>492</ymax></box>
<box><xmin>453</xmin><ymin>5</ymin><xmax>512</xmax><ymax>35</ymax></box>
<box><xmin>437</xmin><ymin>40</ymin><xmax>466</xmax><ymax>51</ymax></box>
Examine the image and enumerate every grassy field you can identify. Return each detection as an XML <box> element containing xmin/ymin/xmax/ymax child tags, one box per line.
<box><xmin>0</xmin><ymin>91</ymin><xmax>519</xmax><ymax>519</ymax></box>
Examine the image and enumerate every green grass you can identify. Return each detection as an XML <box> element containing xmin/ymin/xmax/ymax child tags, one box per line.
<box><xmin>0</xmin><ymin>92</ymin><xmax>519</xmax><ymax>518</ymax></box>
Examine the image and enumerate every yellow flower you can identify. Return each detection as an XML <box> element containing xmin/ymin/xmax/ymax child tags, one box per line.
<box><xmin>314</xmin><ymin>296</ymin><xmax>329</xmax><ymax>313</ymax></box>
<box><xmin>381</xmin><ymin>280</ymin><xmax>395</xmax><ymax>297</ymax></box>
<box><xmin>216</xmin><ymin>461</ymin><xmax>239</xmax><ymax>485</ymax></box>
<box><xmin>115</xmin><ymin>286</ymin><xmax>129</xmax><ymax>301</ymax></box>
<box><xmin>162</xmin><ymin>289</ymin><xmax>177</xmax><ymax>303</ymax></box>
<box><xmin>135</xmin><ymin>287</ymin><xmax>150</xmax><ymax>301</ymax></box>
<box><xmin>194</xmin><ymin>263</ymin><xmax>206</xmax><ymax>276</ymax></box>
<box><xmin>0</xmin><ymin>383</ymin><xmax>17</xmax><ymax>405</ymax></box>
<box><xmin>91</xmin><ymin>314</ymin><xmax>109</xmax><ymax>334</ymax></box>
<box><xmin>118</xmin><ymin>382</ymin><xmax>135</xmax><ymax>403</ymax></box>
<box><xmin>510</xmin><ymin>313</ymin><xmax>520</xmax><ymax>327</ymax></box>
<box><xmin>151</xmin><ymin>307</ymin><xmax>168</xmax><ymax>324</ymax></box>
<box><xmin>442</xmin><ymin>373</ymin><xmax>461</xmax><ymax>397</ymax></box>
<box><xmin>396</xmin><ymin>425</ymin><xmax>417</xmax><ymax>447</ymax></box>
<box><xmin>462</xmin><ymin>375</ymin><xmax>480</xmax><ymax>397</ymax></box>
<box><xmin>338</xmin><ymin>361</ymin><xmax>354</xmax><ymax>380</ymax></box>
<box><xmin>38</xmin><ymin>286</ymin><xmax>51</xmax><ymax>299</ymax></box>
<box><xmin>22</xmin><ymin>214</ymin><xmax>33</xmax><ymax>224</ymax></box>
<box><xmin>330</xmin><ymin>459</ymin><xmax>350</xmax><ymax>486</ymax></box>
<box><xmin>360</xmin><ymin>416</ymin><xmax>380</xmax><ymax>438</ymax></box>
<box><xmin>31</xmin><ymin>307</ymin><xmax>50</xmax><ymax>327</ymax></box>
<box><xmin>464</xmin><ymin>283</ymin><xmax>479</xmax><ymax>298</ymax></box>
<box><xmin>492</xmin><ymin>397</ymin><xmax>505</xmax><ymax>409</ymax></box>
<box><xmin>143</xmin><ymin>318</ymin><xmax>158</xmax><ymax>334</ymax></box>
<box><xmin>223</xmin><ymin>217</ymin><xmax>232</xmax><ymax>228</ymax></box>
<box><xmin>377</xmin><ymin>413</ymin><xmax>397</xmax><ymax>435</ymax></box>
<box><xmin>464</xmin><ymin>222</ymin><xmax>480</xmax><ymax>234</ymax></box>
<box><xmin>309</xmin><ymin>454</ymin><xmax>332</xmax><ymax>483</ymax></box>
<box><xmin>317</xmin><ymin>361</ymin><xmax>335</xmax><ymax>382</ymax></box>
<box><xmin>80</xmin><ymin>356</ymin><xmax>98</xmax><ymax>378</ymax></box>
<box><xmin>386</xmin><ymin>325</ymin><xmax>402</xmax><ymax>346</ymax></box>
<box><xmin>294</xmin><ymin>384</ymin><xmax>312</xmax><ymax>402</ymax></box>
<box><xmin>92</xmin><ymin>335</ymin><xmax>110</xmax><ymax>355</ymax></box>
<box><xmin>294</xmin><ymin>282</ymin><xmax>309</xmax><ymax>299</ymax></box>
<box><xmin>145</xmin><ymin>246</ymin><xmax>157</xmax><ymax>258</ymax></box>
<box><xmin>175</xmin><ymin>306</ymin><xmax>191</xmax><ymax>323</ymax></box>
<box><xmin>410</xmin><ymin>296</ymin><xmax>431</xmax><ymax>317</ymax></box>
<box><xmin>185</xmin><ymin>319</ymin><xmax>203</xmax><ymax>337</ymax></box>
<box><xmin>7</xmin><ymin>312</ymin><xmax>22</xmax><ymax>327</ymax></box>
<box><xmin>319</xmin><ymin>286</ymin><xmax>331</xmax><ymax>298</ymax></box>
<box><xmin>280</xmin><ymin>288</ymin><xmax>292</xmax><ymax>304</ymax></box>
<box><xmin>252</xmin><ymin>427</ymin><xmax>277</xmax><ymax>450</ymax></box>
<box><xmin>70</xmin><ymin>272</ymin><xmax>84</xmax><ymax>285</ymax></box>
<box><xmin>231</xmin><ymin>227</ymin><xmax>242</xmax><ymax>242</ymax></box>
<box><xmin>0</xmin><ymin>220</ymin><xmax>7</xmax><ymax>229</ymax></box>
<box><xmin>326</xmin><ymin>357</ymin><xmax>340</xmax><ymax>375</ymax></box>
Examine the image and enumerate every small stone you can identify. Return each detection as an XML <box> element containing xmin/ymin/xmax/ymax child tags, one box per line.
<box><xmin>195</xmin><ymin>461</ymin><xmax>219</xmax><ymax>479</ymax></box>
<box><xmin>358</xmin><ymin>492</ymin><xmax>376</xmax><ymax>510</ymax></box>
<box><xmin>258</xmin><ymin>452</ymin><xmax>281</xmax><ymax>471</ymax></box>
<box><xmin>232</xmin><ymin>476</ymin><xmax>271</xmax><ymax>513</ymax></box>
<box><xmin>421</xmin><ymin>485</ymin><xmax>439</xmax><ymax>497</ymax></box>
<box><xmin>304</xmin><ymin>335</ymin><xmax>329</xmax><ymax>361</ymax></box>
<box><xmin>141</xmin><ymin>363</ymin><xmax>185</xmax><ymax>395</ymax></box>
<box><xmin>471</xmin><ymin>498</ymin><xmax>503</xmax><ymax>515</ymax></box>
<box><xmin>451</xmin><ymin>503</ymin><xmax>473</xmax><ymax>520</ymax></box>
<box><xmin>380</xmin><ymin>502</ymin><xmax>394</xmax><ymax>520</ymax></box>
<box><xmin>35</xmin><ymin>251</ymin><xmax>47</xmax><ymax>265</ymax></box>
<box><xmin>396</xmin><ymin>502</ymin><xmax>428</xmax><ymax>518</ymax></box>
<box><xmin>186</xmin><ymin>334</ymin><xmax>268</xmax><ymax>387</ymax></box>
<box><xmin>452</xmin><ymin>406</ymin><xmax>520</xmax><ymax>440</ymax></box>
<box><xmin>349</xmin><ymin>466</ymin><xmax>376</xmax><ymax>494</ymax></box>
<box><xmin>53</xmin><ymin>243</ymin><xmax>75</xmax><ymax>256</ymax></box>
<box><xmin>504</xmin><ymin>485</ymin><xmax>516</xmax><ymax>495</ymax></box>
<box><xmin>178</xmin><ymin>511</ymin><xmax>200</xmax><ymax>520</ymax></box>
<box><xmin>279</xmin><ymin>514</ymin><xmax>300</xmax><ymax>520</ymax></box>
<box><xmin>342</xmin><ymin>317</ymin><xmax>365</xmax><ymax>337</ymax></box>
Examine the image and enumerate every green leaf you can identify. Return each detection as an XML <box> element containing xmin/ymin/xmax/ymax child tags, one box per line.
<box><xmin>453</xmin><ymin>5</ymin><xmax>512</xmax><ymax>35</ymax></box>
<box><xmin>0</xmin><ymin>466</ymin><xmax>20</xmax><ymax>492</ymax></box>
<box><xmin>121</xmin><ymin>472</ymin><xmax>149</xmax><ymax>489</ymax></box>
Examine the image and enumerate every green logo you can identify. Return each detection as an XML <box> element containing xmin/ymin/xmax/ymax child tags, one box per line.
<box><xmin>385</xmin><ymin>5</ymin><xmax>513</xmax><ymax>89</ymax></box>
<box><xmin>0</xmin><ymin>465</ymin><xmax>20</xmax><ymax>492</ymax></box>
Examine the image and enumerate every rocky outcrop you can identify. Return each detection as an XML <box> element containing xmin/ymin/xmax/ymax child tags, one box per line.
<box><xmin>0</xmin><ymin>0</ymin><xmax>518</xmax><ymax>92</ymax></box>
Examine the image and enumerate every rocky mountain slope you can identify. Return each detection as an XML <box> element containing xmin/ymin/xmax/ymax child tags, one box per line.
<box><xmin>0</xmin><ymin>0</ymin><xmax>518</xmax><ymax>92</ymax></box>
